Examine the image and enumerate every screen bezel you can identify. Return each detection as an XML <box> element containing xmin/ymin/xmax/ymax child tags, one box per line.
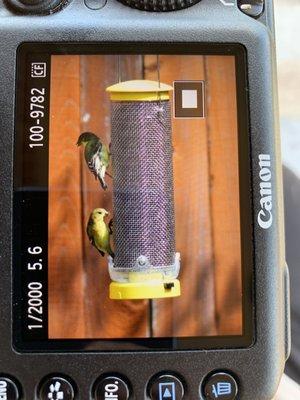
<box><xmin>13</xmin><ymin>42</ymin><xmax>254</xmax><ymax>352</ymax></box>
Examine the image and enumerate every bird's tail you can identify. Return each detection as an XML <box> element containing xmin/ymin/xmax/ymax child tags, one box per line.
<box><xmin>105</xmin><ymin>171</ymin><xmax>113</xmax><ymax>179</ymax></box>
<box><xmin>108</xmin><ymin>248</ymin><xmax>115</xmax><ymax>259</ymax></box>
<box><xmin>99</xmin><ymin>177</ymin><xmax>108</xmax><ymax>190</ymax></box>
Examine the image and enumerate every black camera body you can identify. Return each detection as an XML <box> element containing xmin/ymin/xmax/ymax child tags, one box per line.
<box><xmin>0</xmin><ymin>0</ymin><xmax>290</xmax><ymax>399</ymax></box>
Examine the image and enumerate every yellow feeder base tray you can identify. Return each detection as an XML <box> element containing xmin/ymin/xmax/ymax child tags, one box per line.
<box><xmin>109</xmin><ymin>272</ymin><xmax>181</xmax><ymax>300</ymax></box>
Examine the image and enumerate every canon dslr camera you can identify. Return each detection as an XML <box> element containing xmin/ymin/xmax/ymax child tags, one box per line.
<box><xmin>0</xmin><ymin>0</ymin><xmax>290</xmax><ymax>399</ymax></box>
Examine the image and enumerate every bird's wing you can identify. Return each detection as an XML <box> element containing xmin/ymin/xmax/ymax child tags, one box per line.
<box><xmin>88</xmin><ymin>144</ymin><xmax>103</xmax><ymax>178</ymax></box>
<box><xmin>108</xmin><ymin>218</ymin><xmax>113</xmax><ymax>235</ymax></box>
<box><xmin>86</xmin><ymin>217</ymin><xmax>96</xmax><ymax>246</ymax></box>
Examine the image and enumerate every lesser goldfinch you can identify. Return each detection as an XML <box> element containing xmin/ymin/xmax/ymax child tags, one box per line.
<box><xmin>87</xmin><ymin>208</ymin><xmax>114</xmax><ymax>258</ymax></box>
<box><xmin>77</xmin><ymin>132</ymin><xmax>110</xmax><ymax>190</ymax></box>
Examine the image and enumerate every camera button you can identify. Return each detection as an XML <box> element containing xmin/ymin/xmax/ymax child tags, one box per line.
<box><xmin>0</xmin><ymin>377</ymin><xmax>20</xmax><ymax>400</ymax></box>
<box><xmin>93</xmin><ymin>375</ymin><xmax>130</xmax><ymax>400</ymax></box>
<box><xmin>202</xmin><ymin>372</ymin><xmax>238</xmax><ymax>400</ymax></box>
<box><xmin>238</xmin><ymin>0</ymin><xmax>264</xmax><ymax>18</ymax></box>
<box><xmin>148</xmin><ymin>373</ymin><xmax>184</xmax><ymax>400</ymax></box>
<box><xmin>84</xmin><ymin>0</ymin><xmax>106</xmax><ymax>10</ymax></box>
<box><xmin>38</xmin><ymin>376</ymin><xmax>75</xmax><ymax>400</ymax></box>
<box><xmin>5</xmin><ymin>0</ymin><xmax>67</xmax><ymax>14</ymax></box>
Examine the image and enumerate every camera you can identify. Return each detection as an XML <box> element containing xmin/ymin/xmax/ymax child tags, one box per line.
<box><xmin>0</xmin><ymin>0</ymin><xmax>290</xmax><ymax>399</ymax></box>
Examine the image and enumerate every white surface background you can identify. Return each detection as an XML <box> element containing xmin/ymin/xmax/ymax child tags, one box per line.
<box><xmin>274</xmin><ymin>0</ymin><xmax>300</xmax><ymax>397</ymax></box>
<box><xmin>275</xmin><ymin>0</ymin><xmax>300</xmax><ymax>178</ymax></box>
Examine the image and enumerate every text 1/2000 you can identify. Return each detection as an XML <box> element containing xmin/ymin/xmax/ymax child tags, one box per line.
<box><xmin>27</xmin><ymin>282</ymin><xmax>43</xmax><ymax>330</ymax></box>
<box><xmin>29</xmin><ymin>88</ymin><xmax>45</xmax><ymax>149</ymax></box>
<box><xmin>27</xmin><ymin>246</ymin><xmax>44</xmax><ymax>330</ymax></box>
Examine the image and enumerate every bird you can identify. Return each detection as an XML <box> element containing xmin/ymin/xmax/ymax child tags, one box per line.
<box><xmin>87</xmin><ymin>208</ymin><xmax>114</xmax><ymax>258</ymax></box>
<box><xmin>77</xmin><ymin>132</ymin><xmax>111</xmax><ymax>190</ymax></box>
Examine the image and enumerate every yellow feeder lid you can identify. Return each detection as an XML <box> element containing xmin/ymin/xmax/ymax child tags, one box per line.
<box><xmin>106</xmin><ymin>80</ymin><xmax>173</xmax><ymax>102</ymax></box>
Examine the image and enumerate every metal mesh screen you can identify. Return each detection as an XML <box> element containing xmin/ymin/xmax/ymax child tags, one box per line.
<box><xmin>111</xmin><ymin>100</ymin><xmax>176</xmax><ymax>271</ymax></box>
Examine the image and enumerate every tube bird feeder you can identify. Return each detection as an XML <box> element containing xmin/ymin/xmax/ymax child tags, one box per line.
<box><xmin>106</xmin><ymin>80</ymin><xmax>181</xmax><ymax>300</ymax></box>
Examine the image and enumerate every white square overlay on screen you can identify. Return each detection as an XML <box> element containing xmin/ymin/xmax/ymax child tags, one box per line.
<box><xmin>181</xmin><ymin>89</ymin><xmax>198</xmax><ymax>109</ymax></box>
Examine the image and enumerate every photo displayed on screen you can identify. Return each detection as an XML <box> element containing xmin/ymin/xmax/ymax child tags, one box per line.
<box><xmin>47</xmin><ymin>54</ymin><xmax>243</xmax><ymax>341</ymax></box>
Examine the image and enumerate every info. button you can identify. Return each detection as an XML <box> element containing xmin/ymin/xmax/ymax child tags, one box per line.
<box><xmin>93</xmin><ymin>375</ymin><xmax>130</xmax><ymax>400</ymax></box>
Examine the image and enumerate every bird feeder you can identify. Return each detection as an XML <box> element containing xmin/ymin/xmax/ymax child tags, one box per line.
<box><xmin>106</xmin><ymin>80</ymin><xmax>181</xmax><ymax>300</ymax></box>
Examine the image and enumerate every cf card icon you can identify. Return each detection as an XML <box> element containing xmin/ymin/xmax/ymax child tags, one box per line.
<box><xmin>31</xmin><ymin>62</ymin><xmax>47</xmax><ymax>78</ymax></box>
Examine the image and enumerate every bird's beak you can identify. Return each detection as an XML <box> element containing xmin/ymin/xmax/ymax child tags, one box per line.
<box><xmin>105</xmin><ymin>211</ymin><xmax>109</xmax><ymax>216</ymax></box>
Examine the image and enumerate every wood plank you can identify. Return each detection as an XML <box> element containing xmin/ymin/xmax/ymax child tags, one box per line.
<box><xmin>144</xmin><ymin>55</ymin><xmax>217</xmax><ymax>337</ymax></box>
<box><xmin>79</xmin><ymin>55</ymin><xmax>150</xmax><ymax>338</ymax></box>
<box><xmin>204</xmin><ymin>55</ymin><xmax>243</xmax><ymax>335</ymax></box>
<box><xmin>48</xmin><ymin>55</ymin><xmax>86</xmax><ymax>339</ymax></box>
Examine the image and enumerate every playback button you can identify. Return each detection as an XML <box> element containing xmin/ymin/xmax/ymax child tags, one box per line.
<box><xmin>148</xmin><ymin>373</ymin><xmax>184</xmax><ymax>400</ymax></box>
<box><xmin>93</xmin><ymin>375</ymin><xmax>130</xmax><ymax>400</ymax></box>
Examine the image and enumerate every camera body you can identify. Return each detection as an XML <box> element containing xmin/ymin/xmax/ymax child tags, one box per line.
<box><xmin>0</xmin><ymin>0</ymin><xmax>290</xmax><ymax>399</ymax></box>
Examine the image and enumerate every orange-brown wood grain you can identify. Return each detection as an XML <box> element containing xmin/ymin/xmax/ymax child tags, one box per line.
<box><xmin>144</xmin><ymin>55</ymin><xmax>218</xmax><ymax>337</ymax></box>
<box><xmin>79</xmin><ymin>55</ymin><xmax>150</xmax><ymax>338</ymax></box>
<box><xmin>48</xmin><ymin>55</ymin><xmax>86</xmax><ymax>338</ymax></box>
<box><xmin>205</xmin><ymin>56</ymin><xmax>243</xmax><ymax>335</ymax></box>
<box><xmin>48</xmin><ymin>54</ymin><xmax>243</xmax><ymax>340</ymax></box>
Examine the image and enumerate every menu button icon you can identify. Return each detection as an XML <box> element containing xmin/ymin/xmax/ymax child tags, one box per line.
<box><xmin>0</xmin><ymin>377</ymin><xmax>20</xmax><ymax>400</ymax></box>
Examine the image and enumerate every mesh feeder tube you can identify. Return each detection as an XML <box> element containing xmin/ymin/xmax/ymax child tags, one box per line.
<box><xmin>106</xmin><ymin>80</ymin><xmax>181</xmax><ymax>300</ymax></box>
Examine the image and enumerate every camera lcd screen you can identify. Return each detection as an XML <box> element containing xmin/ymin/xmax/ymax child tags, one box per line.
<box><xmin>14</xmin><ymin>44</ymin><xmax>253</xmax><ymax>351</ymax></box>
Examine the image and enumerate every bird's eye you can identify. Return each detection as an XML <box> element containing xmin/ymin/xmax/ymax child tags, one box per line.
<box><xmin>98</xmin><ymin>212</ymin><xmax>102</xmax><ymax>215</ymax></box>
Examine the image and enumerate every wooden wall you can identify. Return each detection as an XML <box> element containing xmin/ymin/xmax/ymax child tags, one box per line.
<box><xmin>48</xmin><ymin>54</ymin><xmax>242</xmax><ymax>339</ymax></box>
